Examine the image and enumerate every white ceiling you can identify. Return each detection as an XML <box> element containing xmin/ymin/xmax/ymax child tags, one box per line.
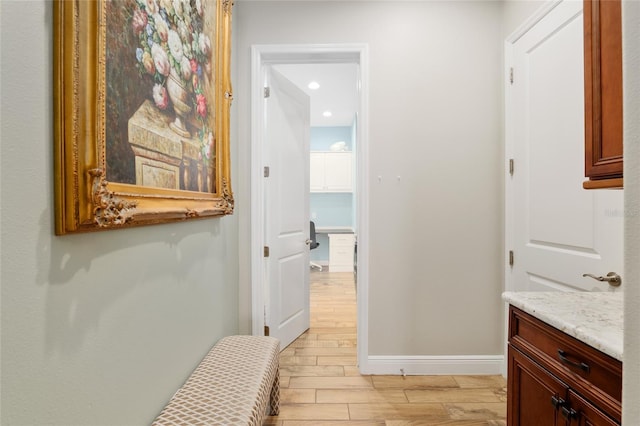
<box><xmin>273</xmin><ymin>63</ymin><xmax>359</xmax><ymax>127</ymax></box>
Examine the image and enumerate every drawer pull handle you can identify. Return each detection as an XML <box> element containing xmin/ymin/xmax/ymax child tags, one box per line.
<box><xmin>551</xmin><ymin>395</ymin><xmax>565</xmax><ymax>409</ymax></box>
<box><xmin>557</xmin><ymin>349</ymin><xmax>590</xmax><ymax>372</ymax></box>
<box><xmin>561</xmin><ymin>406</ymin><xmax>577</xmax><ymax>420</ymax></box>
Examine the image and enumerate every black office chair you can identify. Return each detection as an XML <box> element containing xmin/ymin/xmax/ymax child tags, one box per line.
<box><xmin>309</xmin><ymin>221</ymin><xmax>322</xmax><ymax>271</ymax></box>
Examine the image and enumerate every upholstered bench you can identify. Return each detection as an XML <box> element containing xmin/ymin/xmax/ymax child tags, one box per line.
<box><xmin>152</xmin><ymin>335</ymin><xmax>280</xmax><ymax>426</ymax></box>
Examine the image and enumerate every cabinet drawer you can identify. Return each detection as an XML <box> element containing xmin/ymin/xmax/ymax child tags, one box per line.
<box><xmin>508</xmin><ymin>306</ymin><xmax>621</xmax><ymax>421</ymax></box>
<box><xmin>330</xmin><ymin>247</ymin><xmax>354</xmax><ymax>261</ymax></box>
<box><xmin>329</xmin><ymin>234</ymin><xmax>355</xmax><ymax>246</ymax></box>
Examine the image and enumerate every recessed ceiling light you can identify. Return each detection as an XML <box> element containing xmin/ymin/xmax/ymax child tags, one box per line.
<box><xmin>323</xmin><ymin>111</ymin><xmax>332</xmax><ymax>117</ymax></box>
<box><xmin>308</xmin><ymin>81</ymin><xmax>320</xmax><ymax>90</ymax></box>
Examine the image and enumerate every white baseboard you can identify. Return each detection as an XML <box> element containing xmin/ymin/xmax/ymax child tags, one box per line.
<box><xmin>360</xmin><ymin>355</ymin><xmax>505</xmax><ymax>375</ymax></box>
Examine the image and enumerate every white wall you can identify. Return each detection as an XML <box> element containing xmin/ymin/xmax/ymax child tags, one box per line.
<box><xmin>0</xmin><ymin>2</ymin><xmax>240</xmax><ymax>425</ymax></box>
<box><xmin>236</xmin><ymin>1</ymin><xmax>504</xmax><ymax>357</ymax></box>
<box><xmin>622</xmin><ymin>1</ymin><xmax>640</xmax><ymax>422</ymax></box>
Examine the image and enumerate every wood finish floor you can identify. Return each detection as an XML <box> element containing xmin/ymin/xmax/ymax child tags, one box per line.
<box><xmin>266</xmin><ymin>270</ymin><xmax>507</xmax><ymax>426</ymax></box>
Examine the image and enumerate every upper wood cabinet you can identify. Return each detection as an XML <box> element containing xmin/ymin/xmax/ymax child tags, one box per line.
<box><xmin>583</xmin><ymin>0</ymin><xmax>623</xmax><ymax>189</ymax></box>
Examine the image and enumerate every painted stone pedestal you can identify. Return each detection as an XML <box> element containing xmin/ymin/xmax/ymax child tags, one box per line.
<box><xmin>128</xmin><ymin>100</ymin><xmax>206</xmax><ymax>191</ymax></box>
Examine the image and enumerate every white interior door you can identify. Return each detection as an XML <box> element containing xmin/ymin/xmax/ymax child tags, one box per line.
<box><xmin>508</xmin><ymin>0</ymin><xmax>623</xmax><ymax>293</ymax></box>
<box><xmin>265</xmin><ymin>68</ymin><xmax>311</xmax><ymax>349</ymax></box>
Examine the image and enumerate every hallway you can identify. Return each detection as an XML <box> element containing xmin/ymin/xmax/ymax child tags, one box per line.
<box><xmin>266</xmin><ymin>270</ymin><xmax>507</xmax><ymax>425</ymax></box>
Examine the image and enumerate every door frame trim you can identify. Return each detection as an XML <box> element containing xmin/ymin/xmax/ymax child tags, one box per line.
<box><xmin>504</xmin><ymin>0</ymin><xmax>563</xmax><ymax>295</ymax></box>
<box><xmin>250</xmin><ymin>43</ymin><xmax>370</xmax><ymax>370</ymax></box>
<box><xmin>503</xmin><ymin>0</ymin><xmax>571</xmax><ymax>377</ymax></box>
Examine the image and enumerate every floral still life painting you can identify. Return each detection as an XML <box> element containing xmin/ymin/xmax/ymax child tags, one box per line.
<box><xmin>54</xmin><ymin>0</ymin><xmax>233</xmax><ymax>235</ymax></box>
<box><xmin>107</xmin><ymin>0</ymin><xmax>216</xmax><ymax>191</ymax></box>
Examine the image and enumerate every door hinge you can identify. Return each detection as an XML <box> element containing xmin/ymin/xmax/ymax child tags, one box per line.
<box><xmin>264</xmin><ymin>246</ymin><xmax>270</xmax><ymax>257</ymax></box>
<box><xmin>264</xmin><ymin>325</ymin><xmax>270</xmax><ymax>336</ymax></box>
<box><xmin>263</xmin><ymin>307</ymin><xmax>268</xmax><ymax>334</ymax></box>
<box><xmin>264</xmin><ymin>87</ymin><xmax>270</xmax><ymax>98</ymax></box>
<box><xmin>509</xmin><ymin>159</ymin><xmax>514</xmax><ymax>176</ymax></box>
<box><xmin>509</xmin><ymin>250</ymin><xmax>514</xmax><ymax>267</ymax></box>
<box><xmin>264</xmin><ymin>166</ymin><xmax>270</xmax><ymax>177</ymax></box>
<box><xmin>509</xmin><ymin>67</ymin><xmax>514</xmax><ymax>84</ymax></box>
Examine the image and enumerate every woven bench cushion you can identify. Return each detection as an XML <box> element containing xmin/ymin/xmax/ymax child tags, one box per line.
<box><xmin>153</xmin><ymin>335</ymin><xmax>280</xmax><ymax>426</ymax></box>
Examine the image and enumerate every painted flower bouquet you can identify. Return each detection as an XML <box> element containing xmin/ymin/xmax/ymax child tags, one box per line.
<box><xmin>131</xmin><ymin>0</ymin><xmax>214</xmax><ymax>164</ymax></box>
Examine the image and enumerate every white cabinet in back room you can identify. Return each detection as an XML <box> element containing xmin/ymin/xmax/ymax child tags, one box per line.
<box><xmin>329</xmin><ymin>233</ymin><xmax>355</xmax><ymax>272</ymax></box>
<box><xmin>310</xmin><ymin>152</ymin><xmax>353</xmax><ymax>192</ymax></box>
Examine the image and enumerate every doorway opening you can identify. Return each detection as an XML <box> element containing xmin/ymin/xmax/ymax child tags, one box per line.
<box><xmin>250</xmin><ymin>44</ymin><xmax>370</xmax><ymax>371</ymax></box>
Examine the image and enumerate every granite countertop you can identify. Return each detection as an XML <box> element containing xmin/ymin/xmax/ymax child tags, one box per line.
<box><xmin>502</xmin><ymin>291</ymin><xmax>623</xmax><ymax>361</ymax></box>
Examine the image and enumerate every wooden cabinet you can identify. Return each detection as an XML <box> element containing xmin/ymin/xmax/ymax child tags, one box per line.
<box><xmin>507</xmin><ymin>306</ymin><xmax>621</xmax><ymax>425</ymax></box>
<box><xmin>583</xmin><ymin>0</ymin><xmax>623</xmax><ymax>189</ymax></box>
<box><xmin>508</xmin><ymin>346</ymin><xmax>567</xmax><ymax>425</ymax></box>
<box><xmin>310</xmin><ymin>152</ymin><xmax>353</xmax><ymax>192</ymax></box>
<box><xmin>567</xmin><ymin>390</ymin><xmax>619</xmax><ymax>426</ymax></box>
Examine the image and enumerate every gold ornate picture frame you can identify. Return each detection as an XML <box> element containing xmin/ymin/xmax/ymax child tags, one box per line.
<box><xmin>54</xmin><ymin>0</ymin><xmax>233</xmax><ymax>235</ymax></box>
